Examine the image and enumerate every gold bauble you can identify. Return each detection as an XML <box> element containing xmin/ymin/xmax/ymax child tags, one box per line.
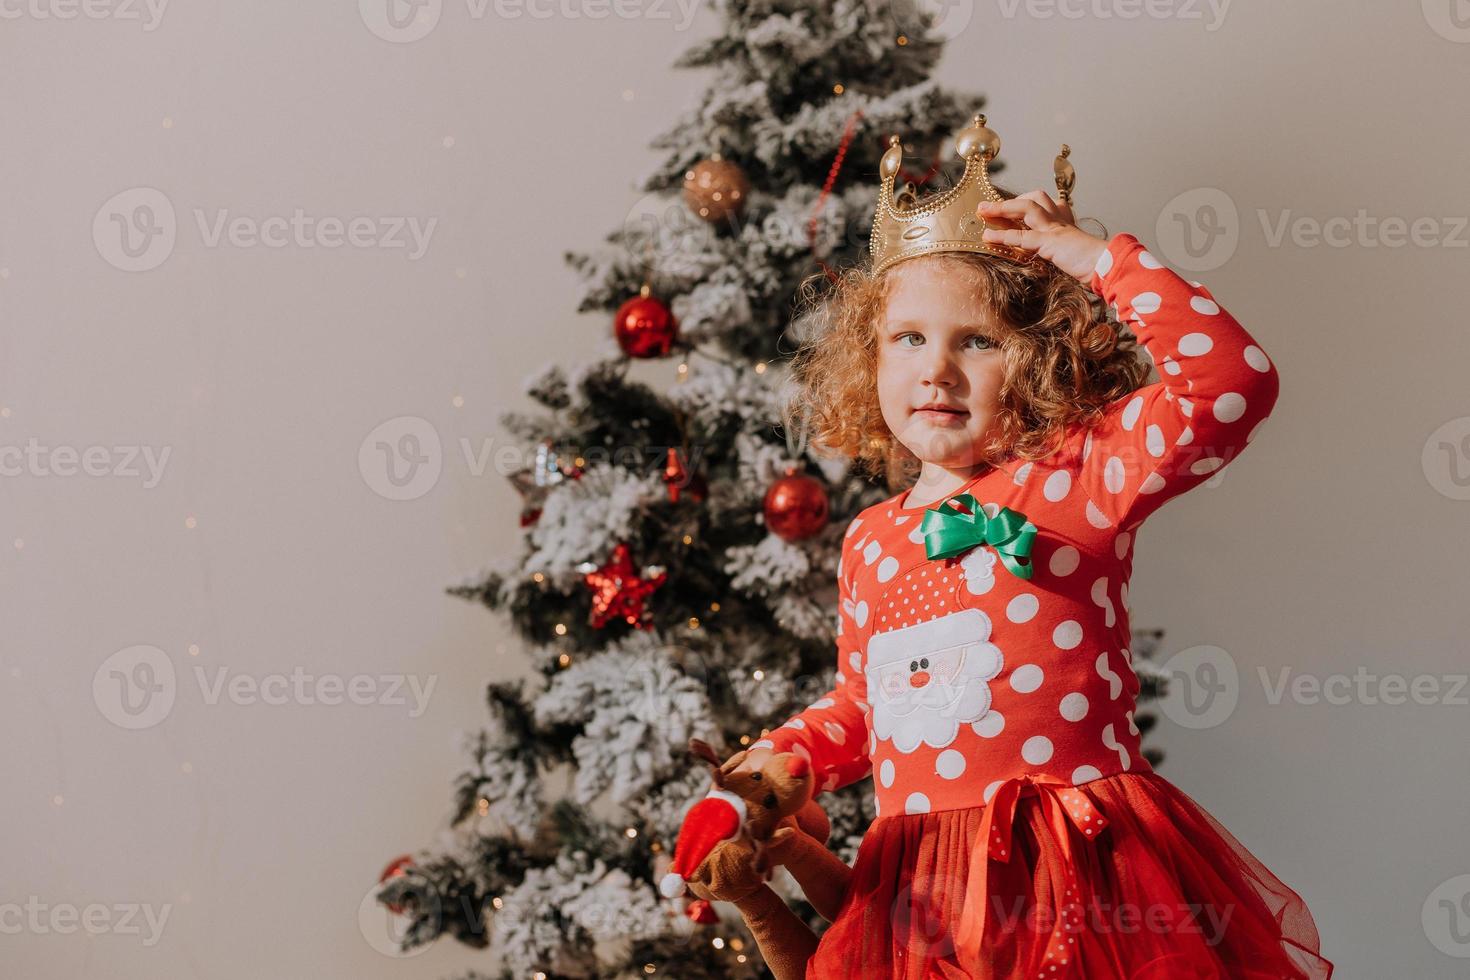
<box><xmin>683</xmin><ymin>156</ymin><xmax>749</xmax><ymax>223</ymax></box>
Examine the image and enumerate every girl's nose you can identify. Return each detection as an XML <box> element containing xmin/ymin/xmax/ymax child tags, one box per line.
<box><xmin>922</xmin><ymin>353</ymin><xmax>960</xmax><ymax>386</ymax></box>
<box><xmin>908</xmin><ymin>671</ymin><xmax>931</xmax><ymax>689</ymax></box>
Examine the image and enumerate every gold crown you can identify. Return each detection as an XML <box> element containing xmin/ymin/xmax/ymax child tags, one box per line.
<box><xmin>868</xmin><ymin>114</ymin><xmax>1077</xmax><ymax>276</ymax></box>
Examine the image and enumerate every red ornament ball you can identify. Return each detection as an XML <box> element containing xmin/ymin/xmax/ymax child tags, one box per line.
<box><xmin>614</xmin><ymin>290</ymin><xmax>678</xmax><ymax>359</ymax></box>
<box><xmin>763</xmin><ymin>470</ymin><xmax>829</xmax><ymax>542</ymax></box>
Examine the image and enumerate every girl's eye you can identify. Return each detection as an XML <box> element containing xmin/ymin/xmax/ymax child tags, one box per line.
<box><xmin>896</xmin><ymin>333</ymin><xmax>991</xmax><ymax>349</ymax></box>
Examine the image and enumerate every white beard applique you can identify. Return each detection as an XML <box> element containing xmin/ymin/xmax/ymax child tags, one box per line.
<box><xmin>865</xmin><ymin>608</ymin><xmax>1003</xmax><ymax>753</ymax></box>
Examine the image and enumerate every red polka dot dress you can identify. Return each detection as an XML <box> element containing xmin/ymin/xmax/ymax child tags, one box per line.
<box><xmin>759</xmin><ymin>233</ymin><xmax>1333</xmax><ymax>980</ymax></box>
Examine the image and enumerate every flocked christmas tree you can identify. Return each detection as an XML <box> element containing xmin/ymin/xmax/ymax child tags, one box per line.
<box><xmin>374</xmin><ymin>2</ymin><xmax>1172</xmax><ymax>976</ymax></box>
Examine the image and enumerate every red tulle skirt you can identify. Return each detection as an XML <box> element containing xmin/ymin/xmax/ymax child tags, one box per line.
<box><xmin>807</xmin><ymin>771</ymin><xmax>1332</xmax><ymax>980</ymax></box>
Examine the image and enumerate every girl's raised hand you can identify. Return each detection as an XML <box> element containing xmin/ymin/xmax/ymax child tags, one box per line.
<box><xmin>976</xmin><ymin>190</ymin><xmax>1108</xmax><ymax>284</ymax></box>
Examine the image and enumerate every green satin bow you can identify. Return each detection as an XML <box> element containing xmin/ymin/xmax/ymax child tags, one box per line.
<box><xmin>920</xmin><ymin>493</ymin><xmax>1036</xmax><ymax>580</ymax></box>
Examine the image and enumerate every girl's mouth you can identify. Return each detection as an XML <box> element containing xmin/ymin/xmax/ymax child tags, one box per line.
<box><xmin>914</xmin><ymin>408</ymin><xmax>969</xmax><ymax>423</ymax></box>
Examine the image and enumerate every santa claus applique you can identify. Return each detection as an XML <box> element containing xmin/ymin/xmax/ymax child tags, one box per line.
<box><xmin>865</xmin><ymin>607</ymin><xmax>1003</xmax><ymax>753</ymax></box>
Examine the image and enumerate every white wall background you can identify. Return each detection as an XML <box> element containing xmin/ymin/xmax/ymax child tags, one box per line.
<box><xmin>3</xmin><ymin>1</ymin><xmax>1468</xmax><ymax>977</ymax></box>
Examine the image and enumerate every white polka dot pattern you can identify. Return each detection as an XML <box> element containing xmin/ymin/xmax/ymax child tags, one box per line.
<box><xmin>1074</xmin><ymin>232</ymin><xmax>1280</xmax><ymax>530</ymax></box>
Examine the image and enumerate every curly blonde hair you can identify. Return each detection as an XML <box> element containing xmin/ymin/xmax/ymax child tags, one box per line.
<box><xmin>784</xmin><ymin>239</ymin><xmax>1151</xmax><ymax>494</ymax></box>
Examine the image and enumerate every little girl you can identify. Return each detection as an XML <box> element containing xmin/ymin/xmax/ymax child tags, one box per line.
<box><xmin>735</xmin><ymin>120</ymin><xmax>1334</xmax><ymax>978</ymax></box>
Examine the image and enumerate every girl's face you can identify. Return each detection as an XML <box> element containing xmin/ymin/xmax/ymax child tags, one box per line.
<box><xmin>876</xmin><ymin>257</ymin><xmax>1006</xmax><ymax>474</ymax></box>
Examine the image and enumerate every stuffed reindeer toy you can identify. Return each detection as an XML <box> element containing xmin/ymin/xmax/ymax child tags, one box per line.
<box><xmin>659</xmin><ymin>738</ymin><xmax>854</xmax><ymax>980</ymax></box>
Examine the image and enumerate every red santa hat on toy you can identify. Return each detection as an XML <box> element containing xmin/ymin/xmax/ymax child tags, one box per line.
<box><xmin>658</xmin><ymin>788</ymin><xmax>748</xmax><ymax>899</ymax></box>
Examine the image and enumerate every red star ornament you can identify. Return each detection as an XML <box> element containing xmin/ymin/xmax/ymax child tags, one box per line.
<box><xmin>583</xmin><ymin>543</ymin><xmax>666</xmax><ymax>629</ymax></box>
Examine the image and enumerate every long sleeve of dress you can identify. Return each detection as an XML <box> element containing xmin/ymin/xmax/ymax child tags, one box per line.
<box><xmin>1073</xmin><ymin>232</ymin><xmax>1281</xmax><ymax>530</ymax></box>
<box><xmin>755</xmin><ymin>521</ymin><xmax>873</xmax><ymax>795</ymax></box>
